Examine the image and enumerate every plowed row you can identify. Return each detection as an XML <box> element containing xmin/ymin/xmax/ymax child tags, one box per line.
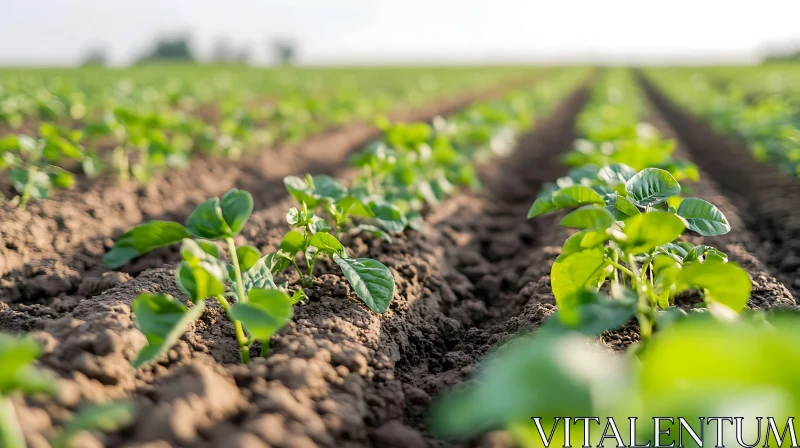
<box><xmin>1</xmin><ymin>74</ymin><xmax>798</xmax><ymax>447</ymax></box>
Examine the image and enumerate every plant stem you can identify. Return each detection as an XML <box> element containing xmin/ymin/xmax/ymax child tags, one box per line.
<box><xmin>606</xmin><ymin>259</ymin><xmax>635</xmax><ymax>278</ymax></box>
<box><xmin>0</xmin><ymin>396</ymin><xmax>25</xmax><ymax>448</ymax></box>
<box><xmin>292</xmin><ymin>259</ymin><xmax>310</xmax><ymax>287</ymax></box>
<box><xmin>627</xmin><ymin>253</ymin><xmax>653</xmax><ymax>343</ymax></box>
<box><xmin>227</xmin><ymin>238</ymin><xmax>247</xmax><ymax>305</ymax></box>
<box><xmin>17</xmin><ymin>166</ymin><xmax>37</xmax><ymax>210</ymax></box>
<box><xmin>215</xmin><ymin>294</ymin><xmax>250</xmax><ymax>364</ymax></box>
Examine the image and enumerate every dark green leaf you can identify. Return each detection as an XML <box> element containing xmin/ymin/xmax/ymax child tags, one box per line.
<box><xmin>625</xmin><ymin>168</ymin><xmax>681</xmax><ymax>207</ymax></box>
<box><xmin>103</xmin><ymin>221</ymin><xmax>190</xmax><ymax>269</ymax></box>
<box><xmin>333</xmin><ymin>254</ymin><xmax>395</xmax><ymax>313</ymax></box>
<box><xmin>220</xmin><ymin>189</ymin><xmax>253</xmax><ymax>235</ymax></box>
<box><xmin>676</xmin><ymin>197</ymin><xmax>730</xmax><ymax>236</ymax></box>
<box><xmin>186</xmin><ymin>197</ymin><xmax>232</xmax><ymax>239</ymax></box>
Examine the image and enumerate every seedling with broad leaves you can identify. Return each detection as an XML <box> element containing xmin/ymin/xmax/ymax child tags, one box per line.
<box><xmin>0</xmin><ymin>333</ymin><xmax>133</xmax><ymax>448</ymax></box>
<box><xmin>529</xmin><ymin>164</ymin><xmax>750</xmax><ymax>343</ymax></box>
<box><xmin>103</xmin><ymin>188</ymin><xmax>395</xmax><ymax>366</ymax></box>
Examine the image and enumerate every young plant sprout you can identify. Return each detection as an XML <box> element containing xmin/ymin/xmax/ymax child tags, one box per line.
<box><xmin>104</xmin><ymin>188</ymin><xmax>396</xmax><ymax>365</ymax></box>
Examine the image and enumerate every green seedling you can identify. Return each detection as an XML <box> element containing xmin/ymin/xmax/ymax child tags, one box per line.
<box><xmin>0</xmin><ymin>134</ymin><xmax>76</xmax><ymax>209</ymax></box>
<box><xmin>0</xmin><ymin>333</ymin><xmax>133</xmax><ymax>448</ymax></box>
<box><xmin>268</xmin><ymin>199</ymin><xmax>396</xmax><ymax>314</ymax></box>
<box><xmin>529</xmin><ymin>166</ymin><xmax>751</xmax><ymax>344</ymax></box>
<box><xmin>104</xmin><ymin>189</ymin><xmax>293</xmax><ymax>365</ymax></box>
<box><xmin>430</xmin><ymin>312</ymin><xmax>800</xmax><ymax>447</ymax></box>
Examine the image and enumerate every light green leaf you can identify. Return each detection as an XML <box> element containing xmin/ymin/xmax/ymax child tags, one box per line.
<box><xmin>621</xmin><ymin>212</ymin><xmax>685</xmax><ymax>255</ymax></box>
<box><xmin>678</xmin><ymin>262</ymin><xmax>751</xmax><ymax>312</ymax></box>
<box><xmin>676</xmin><ymin>197</ymin><xmax>730</xmax><ymax>236</ymax></box>
<box><xmin>559</xmin><ymin>206</ymin><xmax>615</xmax><ymax>230</ymax></box>
<box><xmin>551</xmin><ymin>248</ymin><xmax>607</xmax><ymax>306</ymax></box>
<box><xmin>230</xmin><ymin>288</ymin><xmax>293</xmax><ymax>342</ymax></box>
<box><xmin>132</xmin><ymin>294</ymin><xmax>206</xmax><ymax>368</ymax></box>
<box><xmin>309</xmin><ymin>232</ymin><xmax>344</xmax><ymax>254</ymax></box>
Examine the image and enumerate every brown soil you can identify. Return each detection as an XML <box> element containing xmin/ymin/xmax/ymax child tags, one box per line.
<box><xmin>0</xmin><ymin>79</ymin><xmax>532</xmax><ymax>307</ymax></box>
<box><xmin>640</xmin><ymin>74</ymin><xmax>800</xmax><ymax>299</ymax></box>
<box><xmin>2</xmin><ymin>81</ymin><xmax>590</xmax><ymax>447</ymax></box>
<box><xmin>5</xmin><ymin>73</ymin><xmax>797</xmax><ymax>448</ymax></box>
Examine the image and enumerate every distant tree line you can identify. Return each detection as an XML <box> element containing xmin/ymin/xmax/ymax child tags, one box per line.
<box><xmin>81</xmin><ymin>34</ymin><xmax>298</xmax><ymax>66</ymax></box>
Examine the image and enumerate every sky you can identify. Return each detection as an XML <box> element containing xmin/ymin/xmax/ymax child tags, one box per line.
<box><xmin>1</xmin><ymin>0</ymin><xmax>799</xmax><ymax>66</ymax></box>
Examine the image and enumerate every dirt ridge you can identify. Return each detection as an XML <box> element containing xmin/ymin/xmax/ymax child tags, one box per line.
<box><xmin>639</xmin><ymin>74</ymin><xmax>800</xmax><ymax>299</ymax></box>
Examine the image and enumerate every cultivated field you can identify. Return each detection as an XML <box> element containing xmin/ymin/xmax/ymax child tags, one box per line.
<box><xmin>1</xmin><ymin>64</ymin><xmax>799</xmax><ymax>447</ymax></box>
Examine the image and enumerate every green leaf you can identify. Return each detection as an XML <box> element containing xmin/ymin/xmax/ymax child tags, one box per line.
<box><xmin>372</xmin><ymin>203</ymin><xmax>406</xmax><ymax>233</ymax></box>
<box><xmin>429</xmin><ymin>330</ymin><xmax>625</xmax><ymax>439</ymax></box>
<box><xmin>220</xmin><ymin>189</ymin><xmax>253</xmax><ymax>235</ymax></box>
<box><xmin>54</xmin><ymin>402</ymin><xmax>135</xmax><ymax>448</ymax></box>
<box><xmin>0</xmin><ymin>333</ymin><xmax>58</xmax><ymax>397</ymax></box>
<box><xmin>230</xmin><ymin>288</ymin><xmax>293</xmax><ymax>342</ymax></box>
<box><xmin>609</xmin><ymin>194</ymin><xmax>640</xmax><ymax>218</ymax></box>
<box><xmin>559</xmin><ymin>206</ymin><xmax>615</xmax><ymax>230</ymax></box>
<box><xmin>676</xmin><ymin>197</ymin><xmax>730</xmax><ymax>236</ymax></box>
<box><xmin>311</xmin><ymin>175</ymin><xmax>348</xmax><ymax>202</ymax></box>
<box><xmin>103</xmin><ymin>221</ymin><xmax>190</xmax><ymax>269</ymax></box>
<box><xmin>550</xmin><ymin>248</ymin><xmax>607</xmax><ymax>306</ymax></box>
<box><xmin>236</xmin><ymin>245</ymin><xmax>261</xmax><ymax>271</ymax></box>
<box><xmin>240</xmin><ymin>255</ymin><xmax>280</xmax><ymax>297</ymax></box>
<box><xmin>552</xmin><ymin>185</ymin><xmax>605</xmax><ymax>208</ymax></box>
<box><xmin>560</xmin><ymin>230</ymin><xmax>590</xmax><ymax>258</ymax></box>
<box><xmin>528</xmin><ymin>196</ymin><xmax>556</xmax><ymax>218</ymax></box>
<box><xmin>546</xmin><ymin>289</ymin><xmax>635</xmax><ymax>334</ymax></box>
<box><xmin>10</xmin><ymin>167</ymin><xmax>50</xmax><ymax>199</ymax></box>
<box><xmin>625</xmin><ymin>168</ymin><xmax>681</xmax><ymax>207</ymax></box>
<box><xmin>176</xmin><ymin>239</ymin><xmax>228</xmax><ymax>302</ymax></box>
<box><xmin>279</xmin><ymin>230</ymin><xmax>305</xmax><ymax>256</ymax></box>
<box><xmin>185</xmin><ymin>197</ymin><xmax>232</xmax><ymax>240</ymax></box>
<box><xmin>196</xmin><ymin>240</ymin><xmax>219</xmax><ymax>258</ymax></box>
<box><xmin>131</xmin><ymin>294</ymin><xmax>206</xmax><ymax>368</ymax></box>
<box><xmin>309</xmin><ymin>232</ymin><xmax>344</xmax><ymax>254</ymax></box>
<box><xmin>284</xmin><ymin>176</ymin><xmax>317</xmax><ymax>207</ymax></box>
<box><xmin>621</xmin><ymin>211</ymin><xmax>685</xmax><ymax>255</ymax></box>
<box><xmin>597</xmin><ymin>163</ymin><xmax>636</xmax><ymax>185</ymax></box>
<box><xmin>337</xmin><ymin>196</ymin><xmax>374</xmax><ymax>218</ymax></box>
<box><xmin>333</xmin><ymin>254</ymin><xmax>395</xmax><ymax>313</ymax></box>
<box><xmin>683</xmin><ymin>245</ymin><xmax>728</xmax><ymax>264</ymax></box>
<box><xmin>264</xmin><ymin>250</ymin><xmax>293</xmax><ymax>274</ymax></box>
<box><xmin>678</xmin><ymin>262</ymin><xmax>751</xmax><ymax>312</ymax></box>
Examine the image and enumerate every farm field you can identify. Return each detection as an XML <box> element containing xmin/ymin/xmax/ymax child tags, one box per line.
<box><xmin>1</xmin><ymin>62</ymin><xmax>800</xmax><ymax>448</ymax></box>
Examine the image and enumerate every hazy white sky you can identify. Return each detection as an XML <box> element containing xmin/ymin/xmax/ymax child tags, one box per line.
<box><xmin>2</xmin><ymin>0</ymin><xmax>799</xmax><ymax>65</ymax></box>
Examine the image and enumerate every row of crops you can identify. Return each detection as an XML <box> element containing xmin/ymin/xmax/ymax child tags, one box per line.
<box><xmin>0</xmin><ymin>66</ymin><xmax>534</xmax><ymax>208</ymax></box>
<box><xmin>427</xmin><ymin>69</ymin><xmax>800</xmax><ymax>446</ymax></box>
<box><xmin>646</xmin><ymin>64</ymin><xmax>800</xmax><ymax>176</ymax></box>
<box><xmin>1</xmin><ymin>62</ymin><xmax>799</xmax><ymax>447</ymax></box>
<box><xmin>0</xmin><ymin>68</ymin><xmax>588</xmax><ymax>447</ymax></box>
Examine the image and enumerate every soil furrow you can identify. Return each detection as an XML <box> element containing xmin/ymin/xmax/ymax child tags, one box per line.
<box><xmin>0</xmin><ymin>79</ymin><xmax>535</xmax><ymax>307</ymax></box>
<box><xmin>638</xmin><ymin>75</ymin><xmax>800</xmax><ymax>299</ymax></box>
<box><xmin>7</xmin><ymin>83</ymin><xmax>589</xmax><ymax>448</ymax></box>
